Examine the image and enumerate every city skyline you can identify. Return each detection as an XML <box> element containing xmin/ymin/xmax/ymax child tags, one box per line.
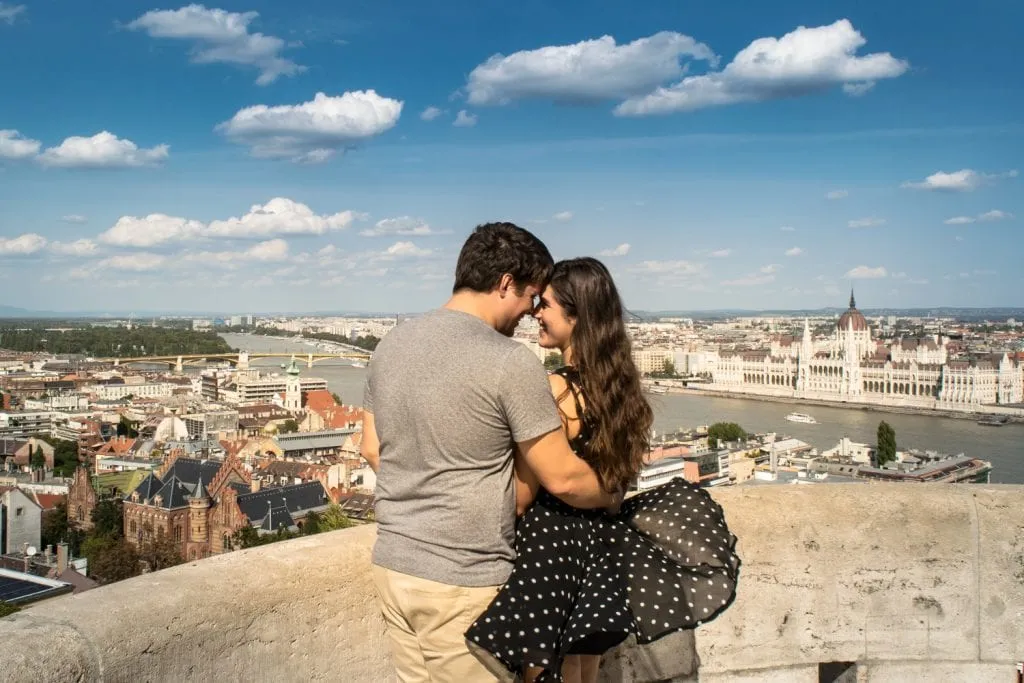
<box><xmin>1</xmin><ymin>1</ymin><xmax>1021</xmax><ymax>312</ymax></box>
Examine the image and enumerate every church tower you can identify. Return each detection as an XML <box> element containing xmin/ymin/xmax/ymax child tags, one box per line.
<box><xmin>284</xmin><ymin>356</ymin><xmax>302</xmax><ymax>411</ymax></box>
<box><xmin>188</xmin><ymin>477</ymin><xmax>211</xmax><ymax>558</ymax></box>
<box><xmin>797</xmin><ymin>318</ymin><xmax>812</xmax><ymax>394</ymax></box>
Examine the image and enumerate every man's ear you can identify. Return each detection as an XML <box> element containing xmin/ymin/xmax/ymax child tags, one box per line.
<box><xmin>497</xmin><ymin>273</ymin><xmax>515</xmax><ymax>298</ymax></box>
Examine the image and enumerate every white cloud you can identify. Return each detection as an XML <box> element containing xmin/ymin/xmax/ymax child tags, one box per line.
<box><xmin>50</xmin><ymin>239</ymin><xmax>99</xmax><ymax>257</ymax></box>
<box><xmin>901</xmin><ymin>168</ymin><xmax>1018</xmax><ymax>192</ymax></box>
<box><xmin>759</xmin><ymin>263</ymin><xmax>781</xmax><ymax>274</ymax></box>
<box><xmin>420</xmin><ymin>106</ymin><xmax>443</xmax><ymax>121</ymax></box>
<box><xmin>709</xmin><ymin>248</ymin><xmax>732</xmax><ymax>258</ymax></box>
<box><xmin>0</xmin><ymin>3</ymin><xmax>25</xmax><ymax>24</ymax></box>
<box><xmin>382</xmin><ymin>241</ymin><xmax>431</xmax><ymax>258</ymax></box>
<box><xmin>466</xmin><ymin>32</ymin><xmax>717</xmax><ymax>106</ymax></box>
<box><xmin>780</xmin><ymin>225</ymin><xmax>796</xmax><ymax>232</ymax></box>
<box><xmin>944</xmin><ymin>209</ymin><xmax>1013</xmax><ymax>225</ymax></box>
<box><xmin>37</xmin><ymin>131</ymin><xmax>169</xmax><ymax>168</ymax></box>
<box><xmin>185</xmin><ymin>238</ymin><xmax>291</xmax><ymax>265</ymax></box>
<box><xmin>615</xmin><ymin>20</ymin><xmax>908</xmax><ymax>116</ymax></box>
<box><xmin>216</xmin><ymin>90</ymin><xmax>402</xmax><ymax>162</ymax></box>
<box><xmin>0</xmin><ymin>233</ymin><xmax>47</xmax><ymax>255</ymax></box>
<box><xmin>842</xmin><ymin>81</ymin><xmax>875</xmax><ymax>96</ymax></box>
<box><xmin>722</xmin><ymin>272</ymin><xmax>774</xmax><ymax>287</ymax></box>
<box><xmin>0</xmin><ymin>129</ymin><xmax>40</xmax><ymax>160</ymax></box>
<box><xmin>629</xmin><ymin>260</ymin><xmax>705</xmax><ymax>276</ymax></box>
<box><xmin>552</xmin><ymin>211</ymin><xmax>573</xmax><ymax>222</ymax></box>
<box><xmin>127</xmin><ymin>5</ymin><xmax>303</xmax><ymax>85</ymax></box>
<box><xmin>453</xmin><ymin>110</ymin><xmax>477</xmax><ymax>127</ymax></box>
<box><xmin>848</xmin><ymin>217</ymin><xmax>886</xmax><ymax>228</ymax></box>
<box><xmin>100</xmin><ymin>214</ymin><xmax>204</xmax><ymax>247</ymax></box>
<box><xmin>60</xmin><ymin>214</ymin><xmax>88</xmax><ymax>224</ymax></box>
<box><xmin>825</xmin><ymin>189</ymin><xmax>848</xmax><ymax>200</ymax></box>
<box><xmin>785</xmin><ymin>247</ymin><xmax>804</xmax><ymax>256</ymax></box>
<box><xmin>205</xmin><ymin>198</ymin><xmax>357</xmax><ymax>238</ymax></box>
<box><xmin>599</xmin><ymin>243</ymin><xmax>631</xmax><ymax>257</ymax></box>
<box><xmin>100</xmin><ymin>252</ymin><xmax>167</xmax><ymax>271</ymax></box>
<box><xmin>979</xmin><ymin>209</ymin><xmax>1013</xmax><ymax>221</ymax></box>
<box><xmin>360</xmin><ymin>216</ymin><xmax>441</xmax><ymax>237</ymax></box>
<box><xmin>844</xmin><ymin>265</ymin><xmax>887</xmax><ymax>279</ymax></box>
<box><xmin>99</xmin><ymin>198</ymin><xmax>357</xmax><ymax>247</ymax></box>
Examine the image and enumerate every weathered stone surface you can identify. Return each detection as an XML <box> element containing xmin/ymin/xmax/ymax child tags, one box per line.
<box><xmin>0</xmin><ymin>485</ymin><xmax>1020</xmax><ymax>682</ymax></box>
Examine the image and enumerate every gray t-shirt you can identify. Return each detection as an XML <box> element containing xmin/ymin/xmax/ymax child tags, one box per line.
<box><xmin>364</xmin><ymin>308</ymin><xmax>561</xmax><ymax>586</ymax></box>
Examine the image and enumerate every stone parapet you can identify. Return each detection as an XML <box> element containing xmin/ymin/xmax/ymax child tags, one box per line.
<box><xmin>0</xmin><ymin>484</ymin><xmax>1021</xmax><ymax>682</ymax></box>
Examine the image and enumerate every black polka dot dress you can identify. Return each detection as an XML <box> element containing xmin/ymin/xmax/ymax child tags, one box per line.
<box><xmin>465</xmin><ymin>369</ymin><xmax>740</xmax><ymax>682</ymax></box>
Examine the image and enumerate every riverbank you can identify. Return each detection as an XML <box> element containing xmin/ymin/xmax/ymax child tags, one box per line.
<box><xmin>655</xmin><ymin>385</ymin><xmax>1024</xmax><ymax>424</ymax></box>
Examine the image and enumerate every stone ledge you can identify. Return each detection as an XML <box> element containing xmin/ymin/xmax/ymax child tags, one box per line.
<box><xmin>0</xmin><ymin>484</ymin><xmax>1021</xmax><ymax>682</ymax></box>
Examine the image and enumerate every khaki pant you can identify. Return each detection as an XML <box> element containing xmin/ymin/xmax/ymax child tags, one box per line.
<box><xmin>372</xmin><ymin>565</ymin><xmax>512</xmax><ymax>683</ymax></box>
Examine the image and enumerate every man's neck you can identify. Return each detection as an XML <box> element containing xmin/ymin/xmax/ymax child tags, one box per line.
<box><xmin>444</xmin><ymin>291</ymin><xmax>499</xmax><ymax>331</ymax></box>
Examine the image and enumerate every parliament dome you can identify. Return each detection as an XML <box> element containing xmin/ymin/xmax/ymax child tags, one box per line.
<box><xmin>838</xmin><ymin>290</ymin><xmax>869</xmax><ymax>332</ymax></box>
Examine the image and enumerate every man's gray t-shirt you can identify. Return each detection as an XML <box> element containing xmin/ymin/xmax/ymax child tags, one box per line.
<box><xmin>364</xmin><ymin>308</ymin><xmax>561</xmax><ymax>586</ymax></box>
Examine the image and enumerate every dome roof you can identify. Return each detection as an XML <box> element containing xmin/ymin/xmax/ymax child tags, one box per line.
<box><xmin>154</xmin><ymin>416</ymin><xmax>189</xmax><ymax>443</ymax></box>
<box><xmin>837</xmin><ymin>290</ymin><xmax>869</xmax><ymax>332</ymax></box>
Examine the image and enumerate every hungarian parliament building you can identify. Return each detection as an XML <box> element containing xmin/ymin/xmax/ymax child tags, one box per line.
<box><xmin>708</xmin><ymin>293</ymin><xmax>1024</xmax><ymax>413</ymax></box>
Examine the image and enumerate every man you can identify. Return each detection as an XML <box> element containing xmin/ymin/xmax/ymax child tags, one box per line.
<box><xmin>362</xmin><ymin>222</ymin><xmax>617</xmax><ymax>682</ymax></box>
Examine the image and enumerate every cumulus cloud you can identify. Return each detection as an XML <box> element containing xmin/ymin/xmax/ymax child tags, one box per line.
<box><xmin>50</xmin><ymin>239</ymin><xmax>99</xmax><ymax>257</ymax></box>
<box><xmin>60</xmin><ymin>214</ymin><xmax>88</xmax><ymax>224</ymax></box>
<box><xmin>37</xmin><ymin>131</ymin><xmax>169</xmax><ymax>168</ymax></box>
<box><xmin>381</xmin><ymin>241</ymin><xmax>431</xmax><ymax>258</ymax></box>
<box><xmin>599</xmin><ymin>243</ymin><xmax>631</xmax><ymax>257</ymax></box>
<box><xmin>848</xmin><ymin>216</ymin><xmax>886</xmax><ymax>228</ymax></box>
<box><xmin>453</xmin><ymin>110</ymin><xmax>477</xmax><ymax>127</ymax></box>
<box><xmin>615</xmin><ymin>20</ymin><xmax>907</xmax><ymax>116</ymax></box>
<box><xmin>785</xmin><ymin>247</ymin><xmax>804</xmax><ymax>256</ymax></box>
<box><xmin>100</xmin><ymin>252</ymin><xmax>167</xmax><ymax>271</ymax></box>
<box><xmin>709</xmin><ymin>248</ymin><xmax>732</xmax><ymax>258</ymax></box>
<box><xmin>127</xmin><ymin>4</ymin><xmax>303</xmax><ymax>85</ymax></box>
<box><xmin>552</xmin><ymin>211</ymin><xmax>573</xmax><ymax>222</ymax></box>
<box><xmin>205</xmin><ymin>198</ymin><xmax>357</xmax><ymax>238</ymax></box>
<box><xmin>943</xmin><ymin>209</ymin><xmax>1014</xmax><ymax>225</ymax></box>
<box><xmin>0</xmin><ymin>3</ymin><xmax>25</xmax><ymax>24</ymax></box>
<box><xmin>844</xmin><ymin>265</ymin><xmax>887</xmax><ymax>279</ymax></box>
<box><xmin>216</xmin><ymin>90</ymin><xmax>402</xmax><ymax>162</ymax></box>
<box><xmin>0</xmin><ymin>233</ymin><xmax>47</xmax><ymax>255</ymax></box>
<box><xmin>0</xmin><ymin>129</ymin><xmax>40</xmax><ymax>160</ymax></box>
<box><xmin>100</xmin><ymin>214</ymin><xmax>204</xmax><ymax>247</ymax></box>
<box><xmin>420</xmin><ymin>106</ymin><xmax>443</xmax><ymax>121</ymax></box>
<box><xmin>780</xmin><ymin>225</ymin><xmax>796</xmax><ymax>232</ymax></box>
<box><xmin>99</xmin><ymin>198</ymin><xmax>356</xmax><ymax>247</ymax></box>
<box><xmin>628</xmin><ymin>260</ymin><xmax>705</xmax><ymax>276</ymax></box>
<box><xmin>185</xmin><ymin>238</ymin><xmax>290</xmax><ymax>265</ymax></box>
<box><xmin>826</xmin><ymin>189</ymin><xmax>848</xmax><ymax>200</ymax></box>
<box><xmin>901</xmin><ymin>168</ymin><xmax>1018</xmax><ymax>192</ymax></box>
<box><xmin>466</xmin><ymin>32</ymin><xmax>717</xmax><ymax>106</ymax></box>
<box><xmin>359</xmin><ymin>216</ymin><xmax>442</xmax><ymax>237</ymax></box>
<box><xmin>759</xmin><ymin>263</ymin><xmax>781</xmax><ymax>274</ymax></box>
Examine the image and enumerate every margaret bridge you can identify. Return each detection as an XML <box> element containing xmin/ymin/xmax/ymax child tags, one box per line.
<box><xmin>99</xmin><ymin>350</ymin><xmax>370</xmax><ymax>373</ymax></box>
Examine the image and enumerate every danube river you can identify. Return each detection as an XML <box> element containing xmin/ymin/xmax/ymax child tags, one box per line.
<box><xmin>221</xmin><ymin>334</ymin><xmax>1024</xmax><ymax>484</ymax></box>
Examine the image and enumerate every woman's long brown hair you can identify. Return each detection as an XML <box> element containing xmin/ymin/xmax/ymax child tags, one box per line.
<box><xmin>550</xmin><ymin>257</ymin><xmax>653</xmax><ymax>492</ymax></box>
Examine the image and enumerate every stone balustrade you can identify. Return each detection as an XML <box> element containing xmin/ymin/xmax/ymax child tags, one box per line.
<box><xmin>2</xmin><ymin>483</ymin><xmax>1022</xmax><ymax>682</ymax></box>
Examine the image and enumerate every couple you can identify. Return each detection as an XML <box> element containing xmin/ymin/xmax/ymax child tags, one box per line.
<box><xmin>362</xmin><ymin>222</ymin><xmax>739</xmax><ymax>682</ymax></box>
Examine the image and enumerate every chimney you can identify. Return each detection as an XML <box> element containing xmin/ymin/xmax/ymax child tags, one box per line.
<box><xmin>250</xmin><ymin>478</ymin><xmax>261</xmax><ymax>493</ymax></box>
<box><xmin>56</xmin><ymin>542</ymin><xmax>69</xmax><ymax>574</ymax></box>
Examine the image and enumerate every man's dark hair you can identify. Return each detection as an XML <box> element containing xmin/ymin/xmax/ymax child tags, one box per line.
<box><xmin>452</xmin><ymin>222</ymin><xmax>554</xmax><ymax>294</ymax></box>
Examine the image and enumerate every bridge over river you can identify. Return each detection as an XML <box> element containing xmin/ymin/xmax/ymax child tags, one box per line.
<box><xmin>100</xmin><ymin>350</ymin><xmax>370</xmax><ymax>373</ymax></box>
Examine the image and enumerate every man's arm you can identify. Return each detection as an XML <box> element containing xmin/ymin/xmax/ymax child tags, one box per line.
<box><xmin>516</xmin><ymin>428</ymin><xmax>617</xmax><ymax>510</ymax></box>
<box><xmin>361</xmin><ymin>410</ymin><xmax>380</xmax><ymax>473</ymax></box>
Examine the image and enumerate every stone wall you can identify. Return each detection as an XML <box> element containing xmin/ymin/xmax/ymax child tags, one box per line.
<box><xmin>0</xmin><ymin>484</ymin><xmax>1021</xmax><ymax>682</ymax></box>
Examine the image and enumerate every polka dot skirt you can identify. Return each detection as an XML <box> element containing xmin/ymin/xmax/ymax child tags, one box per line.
<box><xmin>465</xmin><ymin>477</ymin><xmax>740</xmax><ymax>681</ymax></box>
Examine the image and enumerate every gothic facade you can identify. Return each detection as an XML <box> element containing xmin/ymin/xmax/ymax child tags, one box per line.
<box><xmin>709</xmin><ymin>293</ymin><xmax>1024</xmax><ymax>412</ymax></box>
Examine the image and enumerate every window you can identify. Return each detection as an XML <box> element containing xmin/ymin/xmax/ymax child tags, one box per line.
<box><xmin>15</xmin><ymin>507</ymin><xmax>24</xmax><ymax>516</ymax></box>
<box><xmin>174</xmin><ymin>526</ymin><xmax>182</xmax><ymax>542</ymax></box>
<box><xmin>130</xmin><ymin>520</ymin><xmax>137</xmax><ymax>535</ymax></box>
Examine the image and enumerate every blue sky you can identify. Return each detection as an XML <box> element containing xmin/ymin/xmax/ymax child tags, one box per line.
<box><xmin>1</xmin><ymin>1</ymin><xmax>1021</xmax><ymax>314</ymax></box>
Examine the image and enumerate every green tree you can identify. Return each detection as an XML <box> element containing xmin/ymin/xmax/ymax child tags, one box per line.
<box><xmin>31</xmin><ymin>445</ymin><xmax>46</xmax><ymax>470</ymax></box>
<box><xmin>117</xmin><ymin>415</ymin><xmax>139</xmax><ymax>438</ymax></box>
<box><xmin>87</xmin><ymin>536</ymin><xmax>141</xmax><ymax>584</ymax></box>
<box><xmin>876</xmin><ymin>421</ymin><xmax>897</xmax><ymax>467</ymax></box>
<box><xmin>330</xmin><ymin>392</ymin><xmax>343</xmax><ymax>405</ymax></box>
<box><xmin>90</xmin><ymin>498</ymin><xmax>124</xmax><ymax>539</ymax></box>
<box><xmin>138</xmin><ymin>526</ymin><xmax>183</xmax><ymax>572</ymax></box>
<box><xmin>302</xmin><ymin>510</ymin><xmax>322</xmax><ymax>535</ymax></box>
<box><xmin>707</xmin><ymin>422</ymin><xmax>747</xmax><ymax>449</ymax></box>
<box><xmin>661</xmin><ymin>358</ymin><xmax>677</xmax><ymax>377</ymax></box>
<box><xmin>41</xmin><ymin>501</ymin><xmax>70</xmax><ymax>549</ymax></box>
<box><xmin>319</xmin><ymin>503</ymin><xmax>352</xmax><ymax>531</ymax></box>
<box><xmin>0</xmin><ymin>601</ymin><xmax>20</xmax><ymax>618</ymax></box>
<box><xmin>279</xmin><ymin>419</ymin><xmax>300</xmax><ymax>434</ymax></box>
<box><xmin>543</xmin><ymin>352</ymin><xmax>564</xmax><ymax>370</ymax></box>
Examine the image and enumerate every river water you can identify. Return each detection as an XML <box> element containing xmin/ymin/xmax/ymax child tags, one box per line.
<box><xmin>221</xmin><ymin>334</ymin><xmax>1024</xmax><ymax>484</ymax></box>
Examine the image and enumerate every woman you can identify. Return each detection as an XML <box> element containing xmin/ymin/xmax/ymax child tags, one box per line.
<box><xmin>465</xmin><ymin>258</ymin><xmax>740</xmax><ymax>682</ymax></box>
